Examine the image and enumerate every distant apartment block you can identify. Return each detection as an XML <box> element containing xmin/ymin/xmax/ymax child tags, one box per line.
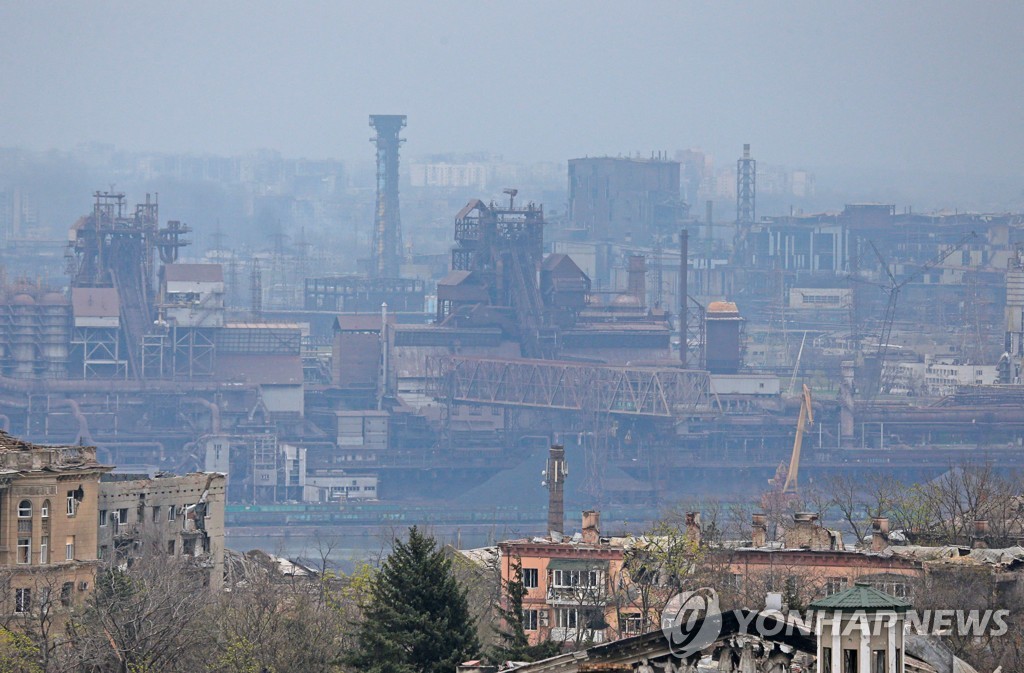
<box><xmin>568</xmin><ymin>157</ymin><xmax>685</xmax><ymax>243</ymax></box>
<box><xmin>409</xmin><ymin>162</ymin><xmax>488</xmax><ymax>189</ymax></box>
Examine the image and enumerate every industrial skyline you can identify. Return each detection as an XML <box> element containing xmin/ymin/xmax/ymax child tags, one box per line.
<box><xmin>1</xmin><ymin>3</ymin><xmax>1022</xmax><ymax>185</ymax></box>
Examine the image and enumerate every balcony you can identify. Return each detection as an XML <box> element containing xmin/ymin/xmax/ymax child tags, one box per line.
<box><xmin>545</xmin><ymin>586</ymin><xmax>608</xmax><ymax>606</ymax></box>
<box><xmin>549</xmin><ymin>628</ymin><xmax>605</xmax><ymax>644</ymax></box>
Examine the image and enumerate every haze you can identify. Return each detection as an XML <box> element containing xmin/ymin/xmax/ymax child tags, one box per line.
<box><xmin>2</xmin><ymin>1</ymin><xmax>1022</xmax><ymax>180</ymax></box>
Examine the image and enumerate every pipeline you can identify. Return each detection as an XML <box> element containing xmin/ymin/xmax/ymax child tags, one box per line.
<box><xmin>58</xmin><ymin>398</ymin><xmax>93</xmax><ymax>446</ymax></box>
<box><xmin>183</xmin><ymin>397</ymin><xmax>221</xmax><ymax>434</ymax></box>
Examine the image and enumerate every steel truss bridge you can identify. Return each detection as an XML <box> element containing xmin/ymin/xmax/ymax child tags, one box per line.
<box><xmin>426</xmin><ymin>356</ymin><xmax>718</xmax><ymax>418</ymax></box>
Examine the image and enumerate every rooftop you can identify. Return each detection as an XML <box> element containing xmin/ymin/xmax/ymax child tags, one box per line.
<box><xmin>163</xmin><ymin>263</ymin><xmax>224</xmax><ymax>283</ymax></box>
<box><xmin>809</xmin><ymin>581</ymin><xmax>911</xmax><ymax>612</ymax></box>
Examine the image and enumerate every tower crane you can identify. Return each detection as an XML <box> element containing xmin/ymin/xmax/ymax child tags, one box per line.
<box><xmin>782</xmin><ymin>384</ymin><xmax>814</xmax><ymax>495</ymax></box>
<box><xmin>868</xmin><ymin>231</ymin><xmax>977</xmax><ymax>396</ymax></box>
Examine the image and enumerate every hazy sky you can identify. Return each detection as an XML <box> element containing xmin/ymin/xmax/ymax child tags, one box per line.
<box><xmin>2</xmin><ymin>2</ymin><xmax>1022</xmax><ymax>177</ymax></box>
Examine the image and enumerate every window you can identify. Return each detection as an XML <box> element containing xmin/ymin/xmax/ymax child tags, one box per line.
<box><xmin>822</xmin><ymin>647</ymin><xmax>832</xmax><ymax>673</ymax></box>
<box><xmin>60</xmin><ymin>582</ymin><xmax>73</xmax><ymax>607</ymax></box>
<box><xmin>168</xmin><ymin>505</ymin><xmax>176</xmax><ymax>522</ymax></box>
<box><xmin>523</xmin><ymin>609</ymin><xmax>539</xmax><ymax>631</ymax></box>
<box><xmin>551</xmin><ymin>569</ymin><xmax>601</xmax><ymax>589</ymax></box>
<box><xmin>66</xmin><ymin>492</ymin><xmax>77</xmax><ymax>516</ymax></box>
<box><xmin>152</xmin><ymin>506</ymin><xmax>161</xmax><ymax>523</ymax></box>
<box><xmin>17</xmin><ymin>538</ymin><xmax>30</xmax><ymax>564</ymax></box>
<box><xmin>39</xmin><ymin>536</ymin><xmax>48</xmax><ymax>564</ymax></box>
<box><xmin>622</xmin><ymin>614</ymin><xmax>643</xmax><ymax>635</ymax></box>
<box><xmin>65</xmin><ymin>536</ymin><xmax>75</xmax><ymax>561</ymax></box>
<box><xmin>40</xmin><ymin>500</ymin><xmax>49</xmax><ymax>519</ymax></box>
<box><xmin>825</xmin><ymin>577</ymin><xmax>848</xmax><ymax>596</ymax></box>
<box><xmin>117</xmin><ymin>508</ymin><xmax>128</xmax><ymax>525</ymax></box>
<box><xmin>556</xmin><ymin>608</ymin><xmax>578</xmax><ymax>629</ymax></box>
<box><xmin>15</xmin><ymin>588</ymin><xmax>31</xmax><ymax>614</ymax></box>
<box><xmin>843</xmin><ymin>649</ymin><xmax>858</xmax><ymax>673</ymax></box>
<box><xmin>522</xmin><ymin>568</ymin><xmax>539</xmax><ymax>589</ymax></box>
<box><xmin>99</xmin><ymin>510</ymin><xmax>108</xmax><ymax>526</ymax></box>
<box><xmin>872</xmin><ymin>650</ymin><xmax>886</xmax><ymax>673</ymax></box>
<box><xmin>99</xmin><ymin>545</ymin><xmax>108</xmax><ymax>560</ymax></box>
<box><xmin>18</xmin><ymin>500</ymin><xmax>32</xmax><ymax>518</ymax></box>
<box><xmin>167</xmin><ymin>539</ymin><xmax>176</xmax><ymax>555</ymax></box>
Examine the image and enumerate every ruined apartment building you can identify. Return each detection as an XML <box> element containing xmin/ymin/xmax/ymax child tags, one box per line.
<box><xmin>0</xmin><ymin>431</ymin><xmax>111</xmax><ymax>616</ymax></box>
<box><xmin>98</xmin><ymin>471</ymin><xmax>226</xmax><ymax>590</ymax></box>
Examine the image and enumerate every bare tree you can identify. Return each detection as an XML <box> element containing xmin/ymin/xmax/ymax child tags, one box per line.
<box><xmin>65</xmin><ymin>550</ymin><xmax>214</xmax><ymax>673</ymax></box>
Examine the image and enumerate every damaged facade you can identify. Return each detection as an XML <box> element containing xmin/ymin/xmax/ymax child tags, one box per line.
<box><xmin>0</xmin><ymin>431</ymin><xmax>110</xmax><ymax>616</ymax></box>
<box><xmin>97</xmin><ymin>471</ymin><xmax>226</xmax><ymax>590</ymax></box>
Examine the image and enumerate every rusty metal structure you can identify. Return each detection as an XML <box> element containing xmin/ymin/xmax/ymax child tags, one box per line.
<box><xmin>427</xmin><ymin>356</ymin><xmax>716</xmax><ymax>418</ymax></box>
<box><xmin>65</xmin><ymin>192</ymin><xmax>189</xmax><ymax>377</ymax></box>
<box><xmin>440</xmin><ymin>192</ymin><xmax>558</xmax><ymax>357</ymax></box>
<box><xmin>369</xmin><ymin>114</ymin><xmax>406</xmax><ymax>279</ymax></box>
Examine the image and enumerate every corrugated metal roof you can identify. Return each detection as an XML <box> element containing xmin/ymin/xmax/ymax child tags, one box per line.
<box><xmin>163</xmin><ymin>263</ymin><xmax>224</xmax><ymax>282</ymax></box>
<box><xmin>71</xmin><ymin>287</ymin><xmax>120</xmax><ymax>318</ymax></box>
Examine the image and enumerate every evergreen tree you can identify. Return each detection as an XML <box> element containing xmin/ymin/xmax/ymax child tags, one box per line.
<box><xmin>347</xmin><ymin>526</ymin><xmax>480</xmax><ymax>673</ymax></box>
<box><xmin>490</xmin><ymin>557</ymin><xmax>561</xmax><ymax>664</ymax></box>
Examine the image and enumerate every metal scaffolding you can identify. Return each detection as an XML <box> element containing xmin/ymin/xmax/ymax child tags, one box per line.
<box><xmin>426</xmin><ymin>356</ymin><xmax>717</xmax><ymax>418</ymax></box>
<box><xmin>736</xmin><ymin>144</ymin><xmax>756</xmax><ymax>225</ymax></box>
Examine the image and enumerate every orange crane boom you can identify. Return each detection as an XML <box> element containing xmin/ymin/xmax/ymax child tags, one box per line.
<box><xmin>782</xmin><ymin>384</ymin><xmax>814</xmax><ymax>494</ymax></box>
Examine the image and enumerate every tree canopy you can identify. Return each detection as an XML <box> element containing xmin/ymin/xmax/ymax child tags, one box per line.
<box><xmin>347</xmin><ymin>526</ymin><xmax>480</xmax><ymax>673</ymax></box>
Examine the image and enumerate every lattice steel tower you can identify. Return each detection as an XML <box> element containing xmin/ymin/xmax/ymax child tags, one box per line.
<box><xmin>369</xmin><ymin>115</ymin><xmax>407</xmax><ymax>278</ymax></box>
<box><xmin>736</xmin><ymin>143</ymin><xmax>756</xmax><ymax>224</ymax></box>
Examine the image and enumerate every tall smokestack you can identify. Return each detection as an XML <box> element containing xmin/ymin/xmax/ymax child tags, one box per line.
<box><xmin>545</xmin><ymin>445</ymin><xmax>567</xmax><ymax>538</ymax></box>
<box><xmin>369</xmin><ymin>114</ymin><xmax>407</xmax><ymax>279</ymax></box>
<box><xmin>627</xmin><ymin>255</ymin><xmax>646</xmax><ymax>306</ymax></box>
<box><xmin>680</xmin><ymin>229</ymin><xmax>689</xmax><ymax>367</ymax></box>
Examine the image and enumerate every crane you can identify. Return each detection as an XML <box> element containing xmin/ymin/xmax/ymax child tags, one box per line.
<box><xmin>868</xmin><ymin>231</ymin><xmax>977</xmax><ymax>396</ymax></box>
<box><xmin>782</xmin><ymin>384</ymin><xmax>814</xmax><ymax>495</ymax></box>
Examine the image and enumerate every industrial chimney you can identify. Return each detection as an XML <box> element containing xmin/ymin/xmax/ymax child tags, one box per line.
<box><xmin>545</xmin><ymin>445</ymin><xmax>567</xmax><ymax>538</ymax></box>
<box><xmin>679</xmin><ymin>229</ymin><xmax>689</xmax><ymax>367</ymax></box>
<box><xmin>582</xmin><ymin>510</ymin><xmax>601</xmax><ymax>545</ymax></box>
<box><xmin>627</xmin><ymin>255</ymin><xmax>646</xmax><ymax>306</ymax></box>
<box><xmin>752</xmin><ymin>512</ymin><xmax>767</xmax><ymax>548</ymax></box>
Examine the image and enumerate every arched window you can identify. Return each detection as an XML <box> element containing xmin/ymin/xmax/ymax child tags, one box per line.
<box><xmin>17</xmin><ymin>500</ymin><xmax>32</xmax><ymax>518</ymax></box>
<box><xmin>41</xmin><ymin>500</ymin><xmax>50</xmax><ymax>519</ymax></box>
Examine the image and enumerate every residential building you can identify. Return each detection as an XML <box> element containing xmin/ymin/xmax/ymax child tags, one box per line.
<box><xmin>0</xmin><ymin>431</ymin><xmax>112</xmax><ymax>617</ymax></box>
<box><xmin>498</xmin><ymin>511</ymin><xmax>629</xmax><ymax>646</ymax></box>
<box><xmin>97</xmin><ymin>471</ymin><xmax>226</xmax><ymax>590</ymax></box>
